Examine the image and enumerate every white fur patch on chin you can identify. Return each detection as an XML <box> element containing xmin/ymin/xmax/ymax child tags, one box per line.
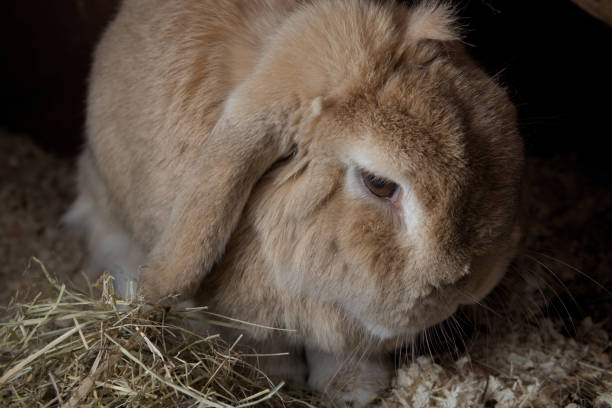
<box><xmin>363</xmin><ymin>321</ymin><xmax>395</xmax><ymax>341</ymax></box>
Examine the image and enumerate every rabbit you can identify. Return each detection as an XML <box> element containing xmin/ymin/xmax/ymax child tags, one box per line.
<box><xmin>65</xmin><ymin>0</ymin><xmax>524</xmax><ymax>403</ymax></box>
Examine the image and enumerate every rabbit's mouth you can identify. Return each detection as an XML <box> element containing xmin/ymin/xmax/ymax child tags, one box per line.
<box><xmin>356</xmin><ymin>292</ymin><xmax>462</xmax><ymax>342</ymax></box>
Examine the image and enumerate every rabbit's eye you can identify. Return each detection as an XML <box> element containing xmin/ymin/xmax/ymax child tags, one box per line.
<box><xmin>266</xmin><ymin>146</ymin><xmax>297</xmax><ymax>173</ymax></box>
<box><xmin>360</xmin><ymin>171</ymin><xmax>399</xmax><ymax>199</ymax></box>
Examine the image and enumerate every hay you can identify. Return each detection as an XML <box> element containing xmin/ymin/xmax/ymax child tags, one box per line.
<box><xmin>3</xmin><ymin>259</ymin><xmax>608</xmax><ymax>408</ymax></box>
<box><xmin>0</xmin><ymin>258</ymin><xmax>315</xmax><ymax>408</ymax></box>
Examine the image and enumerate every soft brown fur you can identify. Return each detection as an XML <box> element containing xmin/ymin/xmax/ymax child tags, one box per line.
<box><xmin>68</xmin><ymin>0</ymin><xmax>523</xmax><ymax>402</ymax></box>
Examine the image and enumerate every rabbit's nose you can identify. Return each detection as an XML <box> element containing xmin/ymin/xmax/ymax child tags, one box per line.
<box><xmin>457</xmin><ymin>254</ymin><xmax>509</xmax><ymax>305</ymax></box>
<box><xmin>448</xmin><ymin>263</ymin><xmax>471</xmax><ymax>291</ymax></box>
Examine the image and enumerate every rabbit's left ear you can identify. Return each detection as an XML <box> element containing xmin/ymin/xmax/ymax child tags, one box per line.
<box><xmin>139</xmin><ymin>88</ymin><xmax>296</xmax><ymax>301</ymax></box>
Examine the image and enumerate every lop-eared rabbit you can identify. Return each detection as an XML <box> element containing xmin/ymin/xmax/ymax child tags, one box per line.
<box><xmin>66</xmin><ymin>0</ymin><xmax>523</xmax><ymax>402</ymax></box>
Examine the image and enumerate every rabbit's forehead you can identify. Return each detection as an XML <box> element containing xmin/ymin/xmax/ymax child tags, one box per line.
<box><xmin>328</xmin><ymin>84</ymin><xmax>469</xmax><ymax>172</ymax></box>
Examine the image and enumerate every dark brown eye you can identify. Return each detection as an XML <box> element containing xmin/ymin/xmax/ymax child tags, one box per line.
<box><xmin>361</xmin><ymin>171</ymin><xmax>399</xmax><ymax>199</ymax></box>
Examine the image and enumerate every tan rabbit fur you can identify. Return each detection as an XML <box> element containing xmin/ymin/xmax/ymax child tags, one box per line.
<box><xmin>67</xmin><ymin>0</ymin><xmax>523</xmax><ymax>402</ymax></box>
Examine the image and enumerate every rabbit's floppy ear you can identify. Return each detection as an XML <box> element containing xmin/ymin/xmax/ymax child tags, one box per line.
<box><xmin>139</xmin><ymin>87</ymin><xmax>297</xmax><ymax>301</ymax></box>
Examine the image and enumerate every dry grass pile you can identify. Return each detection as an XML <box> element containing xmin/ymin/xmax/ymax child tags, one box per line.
<box><xmin>0</xmin><ymin>259</ymin><xmax>313</xmax><ymax>408</ymax></box>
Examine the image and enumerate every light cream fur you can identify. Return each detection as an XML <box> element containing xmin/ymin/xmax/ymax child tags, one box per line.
<box><xmin>67</xmin><ymin>0</ymin><xmax>524</xmax><ymax>402</ymax></box>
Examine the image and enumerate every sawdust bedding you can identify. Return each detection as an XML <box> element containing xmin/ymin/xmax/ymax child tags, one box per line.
<box><xmin>0</xmin><ymin>128</ymin><xmax>610</xmax><ymax>407</ymax></box>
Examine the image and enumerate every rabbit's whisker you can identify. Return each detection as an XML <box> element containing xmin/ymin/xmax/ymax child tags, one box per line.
<box><xmin>527</xmin><ymin>250</ymin><xmax>611</xmax><ymax>296</ymax></box>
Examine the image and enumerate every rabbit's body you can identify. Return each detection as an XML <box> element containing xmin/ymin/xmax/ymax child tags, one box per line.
<box><xmin>67</xmin><ymin>0</ymin><xmax>523</xmax><ymax>401</ymax></box>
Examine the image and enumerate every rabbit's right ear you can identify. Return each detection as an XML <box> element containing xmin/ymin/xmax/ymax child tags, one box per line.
<box><xmin>139</xmin><ymin>88</ymin><xmax>297</xmax><ymax>301</ymax></box>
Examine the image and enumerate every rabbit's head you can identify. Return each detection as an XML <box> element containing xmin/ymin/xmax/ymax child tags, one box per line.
<box><xmin>198</xmin><ymin>2</ymin><xmax>523</xmax><ymax>340</ymax></box>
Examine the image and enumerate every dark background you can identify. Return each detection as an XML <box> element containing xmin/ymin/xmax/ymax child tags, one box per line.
<box><xmin>1</xmin><ymin>0</ymin><xmax>611</xmax><ymax>186</ymax></box>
